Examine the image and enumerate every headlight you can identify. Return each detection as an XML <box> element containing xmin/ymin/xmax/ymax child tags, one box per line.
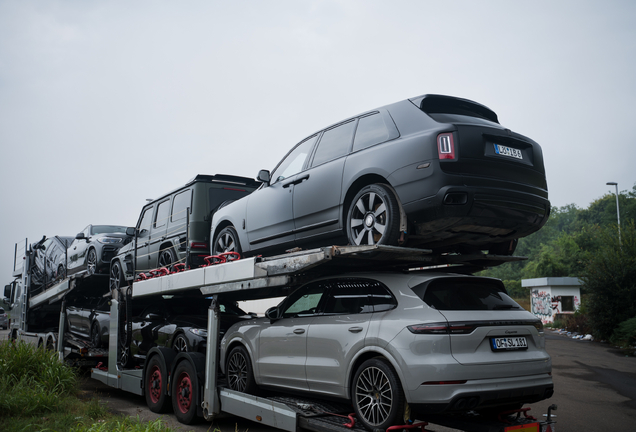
<box><xmin>97</xmin><ymin>237</ymin><xmax>123</xmax><ymax>244</ymax></box>
<box><xmin>189</xmin><ymin>328</ymin><xmax>208</xmax><ymax>337</ymax></box>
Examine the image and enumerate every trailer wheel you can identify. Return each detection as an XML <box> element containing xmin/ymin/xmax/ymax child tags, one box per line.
<box><xmin>226</xmin><ymin>345</ymin><xmax>257</xmax><ymax>394</ymax></box>
<box><xmin>352</xmin><ymin>358</ymin><xmax>405</xmax><ymax>431</ymax></box>
<box><xmin>145</xmin><ymin>355</ymin><xmax>171</xmax><ymax>413</ymax></box>
<box><xmin>172</xmin><ymin>360</ymin><xmax>199</xmax><ymax>424</ymax></box>
<box><xmin>213</xmin><ymin>226</ymin><xmax>242</xmax><ymax>256</ymax></box>
<box><xmin>346</xmin><ymin>184</ymin><xmax>400</xmax><ymax>247</ymax></box>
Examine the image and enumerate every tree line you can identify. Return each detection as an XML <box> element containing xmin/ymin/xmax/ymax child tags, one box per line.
<box><xmin>480</xmin><ymin>183</ymin><xmax>636</xmax><ymax>341</ymax></box>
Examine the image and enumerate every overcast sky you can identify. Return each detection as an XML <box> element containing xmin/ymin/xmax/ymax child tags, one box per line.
<box><xmin>1</xmin><ymin>1</ymin><xmax>635</xmax><ymax>289</ymax></box>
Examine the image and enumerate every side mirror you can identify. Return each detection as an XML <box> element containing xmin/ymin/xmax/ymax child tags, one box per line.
<box><xmin>126</xmin><ymin>227</ymin><xmax>136</xmax><ymax>236</ymax></box>
<box><xmin>76</xmin><ymin>233</ymin><xmax>86</xmax><ymax>240</ymax></box>
<box><xmin>4</xmin><ymin>284</ymin><xmax>11</xmax><ymax>298</ymax></box>
<box><xmin>257</xmin><ymin>170</ymin><xmax>271</xmax><ymax>185</ymax></box>
<box><xmin>265</xmin><ymin>306</ymin><xmax>280</xmax><ymax>322</ymax></box>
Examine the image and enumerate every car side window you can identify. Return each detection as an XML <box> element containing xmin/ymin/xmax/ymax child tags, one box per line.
<box><xmin>310</xmin><ymin>120</ymin><xmax>356</xmax><ymax>167</ymax></box>
<box><xmin>323</xmin><ymin>280</ymin><xmax>375</xmax><ymax>315</ymax></box>
<box><xmin>271</xmin><ymin>135</ymin><xmax>318</xmax><ymax>184</ymax></box>
<box><xmin>353</xmin><ymin>113</ymin><xmax>390</xmax><ymax>152</ymax></box>
<box><xmin>138</xmin><ymin>207</ymin><xmax>153</xmax><ymax>236</ymax></box>
<box><xmin>282</xmin><ymin>282</ymin><xmax>327</xmax><ymax>318</ymax></box>
<box><xmin>369</xmin><ymin>281</ymin><xmax>397</xmax><ymax>312</ymax></box>
<box><xmin>171</xmin><ymin>189</ymin><xmax>192</xmax><ymax>223</ymax></box>
<box><xmin>154</xmin><ymin>200</ymin><xmax>170</xmax><ymax>229</ymax></box>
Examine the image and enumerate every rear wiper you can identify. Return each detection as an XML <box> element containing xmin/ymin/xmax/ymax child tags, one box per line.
<box><xmin>493</xmin><ymin>304</ymin><xmax>520</xmax><ymax>310</ymax></box>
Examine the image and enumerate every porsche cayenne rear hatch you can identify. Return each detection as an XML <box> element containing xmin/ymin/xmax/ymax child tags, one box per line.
<box><xmin>410</xmin><ymin>276</ymin><xmax>549</xmax><ymax>369</ymax></box>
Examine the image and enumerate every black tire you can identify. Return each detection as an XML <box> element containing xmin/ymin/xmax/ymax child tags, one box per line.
<box><xmin>145</xmin><ymin>355</ymin><xmax>172</xmax><ymax>413</ymax></box>
<box><xmin>352</xmin><ymin>358</ymin><xmax>406</xmax><ymax>431</ymax></box>
<box><xmin>91</xmin><ymin>322</ymin><xmax>102</xmax><ymax>349</ymax></box>
<box><xmin>86</xmin><ymin>248</ymin><xmax>98</xmax><ymax>275</ymax></box>
<box><xmin>173</xmin><ymin>334</ymin><xmax>189</xmax><ymax>353</ymax></box>
<box><xmin>213</xmin><ymin>226</ymin><xmax>243</xmax><ymax>257</ymax></box>
<box><xmin>226</xmin><ymin>345</ymin><xmax>258</xmax><ymax>394</ymax></box>
<box><xmin>110</xmin><ymin>260</ymin><xmax>125</xmax><ymax>291</ymax></box>
<box><xmin>118</xmin><ymin>343</ymin><xmax>133</xmax><ymax>368</ymax></box>
<box><xmin>347</xmin><ymin>184</ymin><xmax>400</xmax><ymax>247</ymax></box>
<box><xmin>172</xmin><ymin>360</ymin><xmax>199</xmax><ymax>424</ymax></box>
<box><xmin>158</xmin><ymin>246</ymin><xmax>177</xmax><ymax>269</ymax></box>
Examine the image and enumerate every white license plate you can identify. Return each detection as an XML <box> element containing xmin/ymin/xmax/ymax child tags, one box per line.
<box><xmin>491</xmin><ymin>336</ymin><xmax>528</xmax><ymax>351</ymax></box>
<box><xmin>493</xmin><ymin>144</ymin><xmax>523</xmax><ymax>159</ymax></box>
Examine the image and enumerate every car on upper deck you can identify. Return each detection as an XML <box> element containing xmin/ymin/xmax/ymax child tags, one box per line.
<box><xmin>60</xmin><ymin>225</ymin><xmax>132</xmax><ymax>278</ymax></box>
<box><xmin>220</xmin><ymin>271</ymin><xmax>553</xmax><ymax>431</ymax></box>
<box><xmin>211</xmin><ymin>94</ymin><xmax>549</xmax><ymax>258</ymax></box>
<box><xmin>109</xmin><ymin>174</ymin><xmax>261</xmax><ymax>291</ymax></box>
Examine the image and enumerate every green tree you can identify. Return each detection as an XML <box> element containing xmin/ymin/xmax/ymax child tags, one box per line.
<box><xmin>581</xmin><ymin>221</ymin><xmax>636</xmax><ymax>340</ymax></box>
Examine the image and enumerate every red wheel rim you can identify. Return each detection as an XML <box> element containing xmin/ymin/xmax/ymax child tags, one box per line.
<box><xmin>148</xmin><ymin>365</ymin><xmax>162</xmax><ymax>404</ymax></box>
<box><xmin>176</xmin><ymin>372</ymin><xmax>193</xmax><ymax>413</ymax></box>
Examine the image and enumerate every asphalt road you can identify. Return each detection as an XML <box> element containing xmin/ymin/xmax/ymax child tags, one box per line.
<box><xmin>2</xmin><ymin>328</ymin><xmax>635</xmax><ymax>432</ymax></box>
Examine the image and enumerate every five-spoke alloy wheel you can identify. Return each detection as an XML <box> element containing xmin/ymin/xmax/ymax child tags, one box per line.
<box><xmin>213</xmin><ymin>226</ymin><xmax>242</xmax><ymax>257</ymax></box>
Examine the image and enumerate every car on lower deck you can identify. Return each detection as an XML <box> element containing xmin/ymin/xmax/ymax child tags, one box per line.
<box><xmin>66</xmin><ymin>294</ymin><xmax>111</xmax><ymax>348</ymax></box>
<box><xmin>220</xmin><ymin>271</ymin><xmax>553</xmax><ymax>431</ymax></box>
<box><xmin>122</xmin><ymin>295</ymin><xmax>253</xmax><ymax>367</ymax></box>
<box><xmin>211</xmin><ymin>94</ymin><xmax>549</xmax><ymax>259</ymax></box>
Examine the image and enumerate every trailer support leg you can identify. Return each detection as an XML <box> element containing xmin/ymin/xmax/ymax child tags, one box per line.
<box><xmin>203</xmin><ymin>295</ymin><xmax>221</xmax><ymax>419</ymax></box>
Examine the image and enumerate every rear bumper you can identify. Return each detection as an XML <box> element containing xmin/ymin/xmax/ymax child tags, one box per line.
<box><xmin>400</xmin><ymin>177</ymin><xmax>550</xmax><ymax>249</ymax></box>
<box><xmin>408</xmin><ymin>373</ymin><xmax>554</xmax><ymax>414</ymax></box>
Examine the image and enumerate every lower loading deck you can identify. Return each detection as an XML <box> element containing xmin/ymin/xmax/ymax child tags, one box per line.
<box><xmin>91</xmin><ymin>245</ymin><xmax>552</xmax><ymax>432</ymax></box>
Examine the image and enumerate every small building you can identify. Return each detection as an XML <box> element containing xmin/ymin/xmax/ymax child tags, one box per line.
<box><xmin>521</xmin><ymin>277</ymin><xmax>582</xmax><ymax>324</ymax></box>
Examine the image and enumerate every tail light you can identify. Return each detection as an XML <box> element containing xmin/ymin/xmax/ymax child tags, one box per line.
<box><xmin>190</xmin><ymin>242</ymin><xmax>209</xmax><ymax>249</ymax></box>
<box><xmin>437</xmin><ymin>133</ymin><xmax>455</xmax><ymax>160</ymax></box>
<box><xmin>408</xmin><ymin>322</ymin><xmax>477</xmax><ymax>335</ymax></box>
<box><xmin>532</xmin><ymin>320</ymin><xmax>545</xmax><ymax>334</ymax></box>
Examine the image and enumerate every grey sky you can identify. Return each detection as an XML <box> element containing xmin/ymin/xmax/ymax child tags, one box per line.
<box><xmin>1</xmin><ymin>1</ymin><xmax>635</xmax><ymax>287</ymax></box>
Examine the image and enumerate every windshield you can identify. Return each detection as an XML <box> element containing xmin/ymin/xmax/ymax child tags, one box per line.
<box><xmin>91</xmin><ymin>225</ymin><xmax>127</xmax><ymax>235</ymax></box>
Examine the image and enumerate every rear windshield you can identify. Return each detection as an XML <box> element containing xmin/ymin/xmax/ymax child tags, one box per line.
<box><xmin>419</xmin><ymin>95</ymin><xmax>499</xmax><ymax>124</ymax></box>
<box><xmin>411</xmin><ymin>278</ymin><xmax>521</xmax><ymax>311</ymax></box>
<box><xmin>209</xmin><ymin>187</ymin><xmax>253</xmax><ymax>213</ymax></box>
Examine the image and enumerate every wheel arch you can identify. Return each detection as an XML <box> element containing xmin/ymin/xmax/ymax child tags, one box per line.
<box><xmin>211</xmin><ymin>219</ymin><xmax>235</xmax><ymax>248</ymax></box>
<box><xmin>222</xmin><ymin>337</ymin><xmax>256</xmax><ymax>376</ymax></box>
<box><xmin>342</xmin><ymin>175</ymin><xmax>408</xmax><ymax>234</ymax></box>
<box><xmin>346</xmin><ymin>346</ymin><xmax>408</xmax><ymax>401</ymax></box>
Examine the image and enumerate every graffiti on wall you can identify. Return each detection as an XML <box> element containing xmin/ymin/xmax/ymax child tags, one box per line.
<box><xmin>531</xmin><ymin>290</ymin><xmax>552</xmax><ymax>323</ymax></box>
<box><xmin>551</xmin><ymin>295</ymin><xmax>562</xmax><ymax>314</ymax></box>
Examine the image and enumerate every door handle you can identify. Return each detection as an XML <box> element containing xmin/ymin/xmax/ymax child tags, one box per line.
<box><xmin>348</xmin><ymin>327</ymin><xmax>363</xmax><ymax>333</ymax></box>
<box><xmin>282</xmin><ymin>175</ymin><xmax>310</xmax><ymax>188</ymax></box>
<box><xmin>293</xmin><ymin>328</ymin><xmax>305</xmax><ymax>334</ymax></box>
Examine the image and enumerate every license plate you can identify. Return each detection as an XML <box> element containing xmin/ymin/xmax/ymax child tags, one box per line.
<box><xmin>494</xmin><ymin>144</ymin><xmax>523</xmax><ymax>159</ymax></box>
<box><xmin>491</xmin><ymin>336</ymin><xmax>528</xmax><ymax>351</ymax></box>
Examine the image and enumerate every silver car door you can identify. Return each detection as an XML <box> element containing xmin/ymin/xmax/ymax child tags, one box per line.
<box><xmin>256</xmin><ymin>282</ymin><xmax>326</xmax><ymax>391</ymax></box>
<box><xmin>305</xmin><ymin>279</ymin><xmax>374</xmax><ymax>396</ymax></box>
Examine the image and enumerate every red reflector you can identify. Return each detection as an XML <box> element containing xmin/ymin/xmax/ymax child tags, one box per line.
<box><xmin>190</xmin><ymin>242</ymin><xmax>209</xmax><ymax>249</ymax></box>
<box><xmin>437</xmin><ymin>133</ymin><xmax>455</xmax><ymax>160</ymax></box>
<box><xmin>422</xmin><ymin>380</ymin><xmax>467</xmax><ymax>385</ymax></box>
<box><xmin>223</xmin><ymin>187</ymin><xmax>246</xmax><ymax>192</ymax></box>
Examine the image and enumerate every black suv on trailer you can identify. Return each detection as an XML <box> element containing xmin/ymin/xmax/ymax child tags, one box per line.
<box><xmin>110</xmin><ymin>174</ymin><xmax>260</xmax><ymax>290</ymax></box>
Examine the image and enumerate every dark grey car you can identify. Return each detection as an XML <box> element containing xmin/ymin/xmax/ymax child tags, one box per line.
<box><xmin>110</xmin><ymin>174</ymin><xmax>260</xmax><ymax>290</ymax></box>
<box><xmin>62</xmin><ymin>225</ymin><xmax>132</xmax><ymax>278</ymax></box>
<box><xmin>211</xmin><ymin>94</ymin><xmax>549</xmax><ymax>257</ymax></box>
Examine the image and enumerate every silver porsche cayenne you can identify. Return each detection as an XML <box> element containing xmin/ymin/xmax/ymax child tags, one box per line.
<box><xmin>219</xmin><ymin>272</ymin><xmax>553</xmax><ymax>430</ymax></box>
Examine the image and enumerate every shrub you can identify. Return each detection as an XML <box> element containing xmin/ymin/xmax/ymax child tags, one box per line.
<box><xmin>610</xmin><ymin>316</ymin><xmax>636</xmax><ymax>355</ymax></box>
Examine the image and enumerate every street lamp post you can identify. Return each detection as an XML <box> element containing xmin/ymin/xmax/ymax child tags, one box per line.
<box><xmin>606</xmin><ymin>182</ymin><xmax>621</xmax><ymax>246</ymax></box>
